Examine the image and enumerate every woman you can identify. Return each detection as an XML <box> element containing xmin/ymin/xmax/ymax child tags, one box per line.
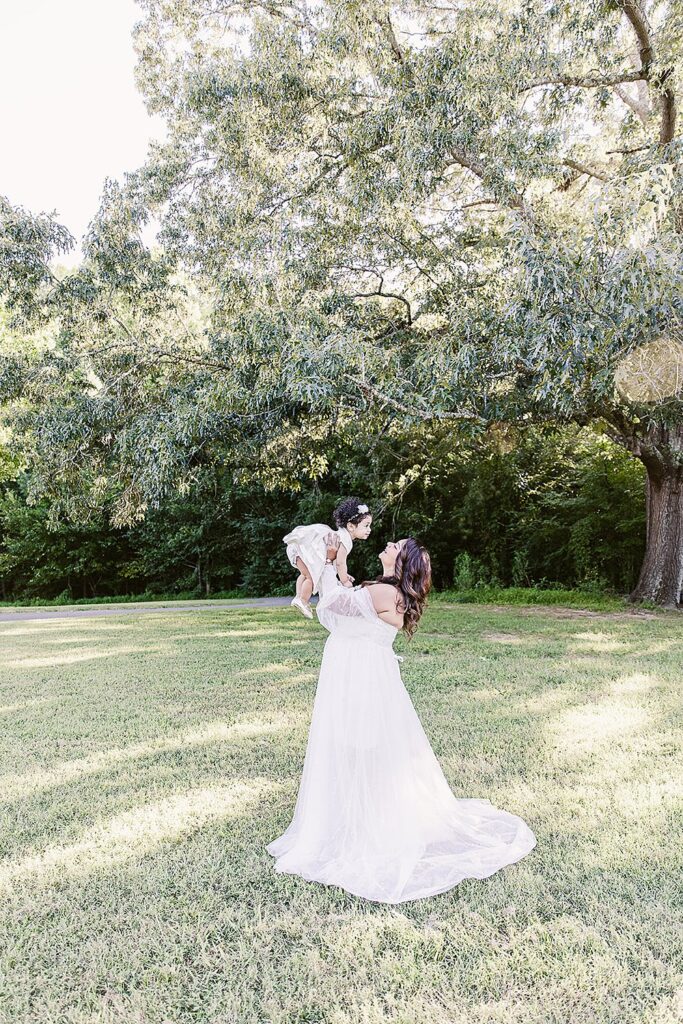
<box><xmin>266</xmin><ymin>535</ymin><xmax>536</xmax><ymax>904</ymax></box>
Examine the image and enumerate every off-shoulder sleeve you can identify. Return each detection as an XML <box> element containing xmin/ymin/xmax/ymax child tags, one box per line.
<box><xmin>315</xmin><ymin>564</ymin><xmax>377</xmax><ymax>633</ymax></box>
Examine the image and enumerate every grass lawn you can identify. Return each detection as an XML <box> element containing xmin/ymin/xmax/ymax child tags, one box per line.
<box><xmin>0</xmin><ymin>602</ymin><xmax>681</xmax><ymax>1023</ymax></box>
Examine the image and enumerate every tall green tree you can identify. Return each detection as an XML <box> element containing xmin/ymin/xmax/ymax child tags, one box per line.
<box><xmin>1</xmin><ymin>0</ymin><xmax>682</xmax><ymax>605</ymax></box>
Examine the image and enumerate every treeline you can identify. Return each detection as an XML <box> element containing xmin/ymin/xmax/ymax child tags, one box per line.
<box><xmin>0</xmin><ymin>423</ymin><xmax>646</xmax><ymax>602</ymax></box>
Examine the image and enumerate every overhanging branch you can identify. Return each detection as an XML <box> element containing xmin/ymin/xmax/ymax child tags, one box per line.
<box><xmin>346</xmin><ymin>373</ymin><xmax>487</xmax><ymax>424</ymax></box>
<box><xmin>521</xmin><ymin>69</ymin><xmax>646</xmax><ymax>91</ymax></box>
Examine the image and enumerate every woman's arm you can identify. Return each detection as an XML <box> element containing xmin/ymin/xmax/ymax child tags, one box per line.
<box><xmin>315</xmin><ymin>564</ymin><xmax>365</xmax><ymax>625</ymax></box>
<box><xmin>314</xmin><ymin>536</ymin><xmax>366</xmax><ymax>629</ymax></box>
<box><xmin>317</xmin><ymin>560</ymin><xmax>342</xmax><ymax>596</ymax></box>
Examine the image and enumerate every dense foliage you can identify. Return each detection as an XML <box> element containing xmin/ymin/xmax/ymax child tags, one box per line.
<box><xmin>0</xmin><ymin>424</ymin><xmax>645</xmax><ymax>601</ymax></box>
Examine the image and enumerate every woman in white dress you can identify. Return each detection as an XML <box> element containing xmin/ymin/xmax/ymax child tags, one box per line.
<box><xmin>266</xmin><ymin>535</ymin><xmax>536</xmax><ymax>904</ymax></box>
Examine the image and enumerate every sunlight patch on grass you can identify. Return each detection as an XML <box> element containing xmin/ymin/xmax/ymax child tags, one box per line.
<box><xmin>0</xmin><ymin>696</ymin><xmax>55</xmax><ymax>715</ymax></box>
<box><xmin>239</xmin><ymin>662</ymin><xmax>291</xmax><ymax>677</ymax></box>
<box><xmin>469</xmin><ymin>688</ymin><xmax>505</xmax><ymax>702</ymax></box>
<box><xmin>610</xmin><ymin>672</ymin><xmax>660</xmax><ymax>695</ymax></box>
<box><xmin>0</xmin><ymin>620</ymin><xmax>130</xmax><ymax>637</ymax></box>
<box><xmin>262</xmin><ymin>671</ymin><xmax>316</xmax><ymax>690</ymax></box>
<box><xmin>0</xmin><ymin>716</ymin><xmax>294</xmax><ymax>801</ymax></box>
<box><xmin>548</xmin><ymin>701</ymin><xmax>649</xmax><ymax>759</ymax></box>
<box><xmin>554</xmin><ymin>656</ymin><xmax>613</xmax><ymax>680</ymax></box>
<box><xmin>551</xmin><ymin>763</ymin><xmax>683</xmax><ymax>823</ymax></box>
<box><xmin>637</xmin><ymin>640</ymin><xmax>682</xmax><ymax>656</ymax></box>
<box><xmin>517</xmin><ymin>689</ymin><xmax>578</xmax><ymax>715</ymax></box>
<box><xmin>0</xmin><ymin>778</ymin><xmax>283</xmax><ymax>892</ymax></box>
<box><xmin>569</xmin><ymin>630</ymin><xmax>628</xmax><ymax>653</ymax></box>
<box><xmin>3</xmin><ymin>646</ymin><xmax>161</xmax><ymax>669</ymax></box>
<box><xmin>317</xmin><ymin>909</ymin><xmax>449</xmax><ymax>972</ymax></box>
<box><xmin>611</xmin><ymin>772</ymin><xmax>683</xmax><ymax>816</ymax></box>
<box><xmin>177</xmin><ymin>627</ymin><xmax>288</xmax><ymax>639</ymax></box>
<box><xmin>645</xmin><ymin>986</ymin><xmax>683</xmax><ymax>1024</ymax></box>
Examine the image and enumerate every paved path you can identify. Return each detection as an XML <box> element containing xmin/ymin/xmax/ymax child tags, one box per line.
<box><xmin>0</xmin><ymin>597</ymin><xmax>300</xmax><ymax>622</ymax></box>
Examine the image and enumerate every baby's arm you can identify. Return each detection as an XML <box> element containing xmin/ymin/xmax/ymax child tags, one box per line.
<box><xmin>334</xmin><ymin>545</ymin><xmax>354</xmax><ymax>588</ymax></box>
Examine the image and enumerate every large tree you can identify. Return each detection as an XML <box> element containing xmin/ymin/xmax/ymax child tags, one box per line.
<box><xmin>1</xmin><ymin>0</ymin><xmax>682</xmax><ymax>605</ymax></box>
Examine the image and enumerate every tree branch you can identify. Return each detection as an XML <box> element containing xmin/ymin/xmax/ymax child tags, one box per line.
<box><xmin>617</xmin><ymin>0</ymin><xmax>654</xmax><ymax>70</ymax></box>
<box><xmin>448</xmin><ymin>150</ymin><xmax>532</xmax><ymax>218</ymax></box>
<box><xmin>615</xmin><ymin>0</ymin><xmax>677</xmax><ymax>145</ymax></box>
<box><xmin>563</xmin><ymin>158</ymin><xmax>610</xmax><ymax>183</ymax></box>
<box><xmin>605</xmin><ymin>143</ymin><xmax>651</xmax><ymax>154</ymax></box>
<box><xmin>346</xmin><ymin>373</ymin><xmax>487</xmax><ymax>424</ymax></box>
<box><xmin>378</xmin><ymin>13</ymin><xmax>404</xmax><ymax>63</ymax></box>
<box><xmin>521</xmin><ymin>69</ymin><xmax>646</xmax><ymax>91</ymax></box>
<box><xmin>613</xmin><ymin>83</ymin><xmax>651</xmax><ymax>123</ymax></box>
<box><xmin>350</xmin><ymin>286</ymin><xmax>413</xmax><ymax>324</ymax></box>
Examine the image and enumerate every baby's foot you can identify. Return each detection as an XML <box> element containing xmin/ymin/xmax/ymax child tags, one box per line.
<box><xmin>291</xmin><ymin>596</ymin><xmax>313</xmax><ymax>619</ymax></box>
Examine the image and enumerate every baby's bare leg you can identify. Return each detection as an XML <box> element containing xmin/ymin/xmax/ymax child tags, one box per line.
<box><xmin>295</xmin><ymin>557</ymin><xmax>314</xmax><ymax>603</ymax></box>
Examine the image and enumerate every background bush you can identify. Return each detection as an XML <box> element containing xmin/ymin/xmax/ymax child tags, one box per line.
<box><xmin>0</xmin><ymin>424</ymin><xmax>646</xmax><ymax>601</ymax></box>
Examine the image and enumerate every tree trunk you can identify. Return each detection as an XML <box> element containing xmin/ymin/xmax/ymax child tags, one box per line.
<box><xmin>629</xmin><ymin>459</ymin><xmax>683</xmax><ymax>609</ymax></box>
<box><xmin>603</xmin><ymin>415</ymin><xmax>682</xmax><ymax>610</ymax></box>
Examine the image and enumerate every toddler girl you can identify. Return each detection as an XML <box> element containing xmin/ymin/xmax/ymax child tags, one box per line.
<box><xmin>283</xmin><ymin>497</ymin><xmax>373</xmax><ymax>618</ymax></box>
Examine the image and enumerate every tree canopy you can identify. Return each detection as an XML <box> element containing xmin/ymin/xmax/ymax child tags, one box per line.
<box><xmin>1</xmin><ymin>0</ymin><xmax>681</xmax><ymax>603</ymax></box>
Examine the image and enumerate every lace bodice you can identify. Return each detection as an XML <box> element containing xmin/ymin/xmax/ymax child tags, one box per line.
<box><xmin>316</xmin><ymin>563</ymin><xmax>398</xmax><ymax>649</ymax></box>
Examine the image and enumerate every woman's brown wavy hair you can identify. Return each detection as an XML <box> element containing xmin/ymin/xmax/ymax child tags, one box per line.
<box><xmin>362</xmin><ymin>538</ymin><xmax>432</xmax><ymax>639</ymax></box>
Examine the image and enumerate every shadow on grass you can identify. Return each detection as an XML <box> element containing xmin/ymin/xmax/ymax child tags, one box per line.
<box><xmin>0</xmin><ymin>776</ymin><xmax>290</xmax><ymax>894</ymax></box>
<box><xmin>0</xmin><ymin>712</ymin><xmax>308</xmax><ymax>861</ymax></box>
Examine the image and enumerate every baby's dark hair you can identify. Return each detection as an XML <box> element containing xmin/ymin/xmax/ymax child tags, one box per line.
<box><xmin>333</xmin><ymin>496</ymin><xmax>372</xmax><ymax>529</ymax></box>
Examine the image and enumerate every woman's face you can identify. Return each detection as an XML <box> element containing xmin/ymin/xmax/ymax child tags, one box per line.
<box><xmin>379</xmin><ymin>539</ymin><xmax>406</xmax><ymax>575</ymax></box>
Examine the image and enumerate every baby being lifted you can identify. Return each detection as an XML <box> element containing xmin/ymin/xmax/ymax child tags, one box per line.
<box><xmin>282</xmin><ymin>497</ymin><xmax>373</xmax><ymax>618</ymax></box>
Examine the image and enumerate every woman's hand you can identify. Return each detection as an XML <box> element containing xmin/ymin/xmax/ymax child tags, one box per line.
<box><xmin>325</xmin><ymin>532</ymin><xmax>340</xmax><ymax>562</ymax></box>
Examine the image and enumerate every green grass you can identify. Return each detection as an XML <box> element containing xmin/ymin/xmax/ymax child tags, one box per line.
<box><xmin>0</xmin><ymin>602</ymin><xmax>681</xmax><ymax>1023</ymax></box>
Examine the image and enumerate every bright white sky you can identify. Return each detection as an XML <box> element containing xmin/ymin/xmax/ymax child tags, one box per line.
<box><xmin>0</xmin><ymin>0</ymin><xmax>165</xmax><ymax>266</ymax></box>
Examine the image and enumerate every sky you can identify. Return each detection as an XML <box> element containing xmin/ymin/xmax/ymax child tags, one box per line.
<box><xmin>0</xmin><ymin>0</ymin><xmax>165</xmax><ymax>266</ymax></box>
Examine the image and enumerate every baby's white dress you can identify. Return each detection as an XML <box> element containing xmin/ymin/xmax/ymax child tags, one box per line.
<box><xmin>266</xmin><ymin>563</ymin><xmax>537</xmax><ymax>904</ymax></box>
<box><xmin>283</xmin><ymin>524</ymin><xmax>353</xmax><ymax>595</ymax></box>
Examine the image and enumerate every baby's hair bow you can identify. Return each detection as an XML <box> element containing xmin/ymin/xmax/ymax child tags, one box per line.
<box><xmin>357</xmin><ymin>503</ymin><xmax>369</xmax><ymax>513</ymax></box>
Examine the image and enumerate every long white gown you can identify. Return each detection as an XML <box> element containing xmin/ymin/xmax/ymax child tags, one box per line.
<box><xmin>266</xmin><ymin>564</ymin><xmax>536</xmax><ymax>904</ymax></box>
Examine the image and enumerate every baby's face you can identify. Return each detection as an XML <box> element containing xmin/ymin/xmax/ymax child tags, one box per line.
<box><xmin>350</xmin><ymin>515</ymin><xmax>372</xmax><ymax>540</ymax></box>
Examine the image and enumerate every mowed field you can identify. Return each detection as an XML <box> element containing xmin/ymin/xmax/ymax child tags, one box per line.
<box><xmin>0</xmin><ymin>601</ymin><xmax>681</xmax><ymax>1024</ymax></box>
